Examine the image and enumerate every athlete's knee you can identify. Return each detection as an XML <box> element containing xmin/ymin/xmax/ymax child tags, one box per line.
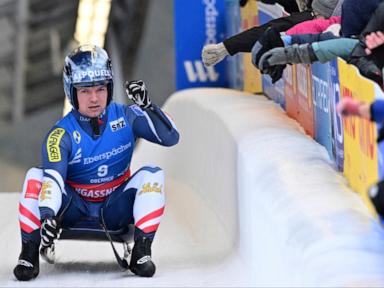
<box><xmin>24</xmin><ymin>167</ymin><xmax>43</xmax><ymax>182</ymax></box>
<box><xmin>138</xmin><ymin>166</ymin><xmax>164</xmax><ymax>175</ymax></box>
<box><xmin>135</xmin><ymin>166</ymin><xmax>164</xmax><ymax>182</ymax></box>
<box><xmin>21</xmin><ymin>167</ymin><xmax>43</xmax><ymax>200</ymax></box>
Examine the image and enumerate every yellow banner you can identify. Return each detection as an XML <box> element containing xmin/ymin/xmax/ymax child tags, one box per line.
<box><xmin>338</xmin><ymin>59</ymin><xmax>378</xmax><ymax>214</ymax></box>
<box><xmin>240</xmin><ymin>0</ymin><xmax>262</xmax><ymax>93</ymax></box>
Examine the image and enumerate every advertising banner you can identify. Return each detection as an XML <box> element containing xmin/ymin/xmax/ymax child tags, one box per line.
<box><xmin>338</xmin><ymin>59</ymin><xmax>378</xmax><ymax>214</ymax></box>
<box><xmin>257</xmin><ymin>2</ymin><xmax>285</xmax><ymax>25</ymax></box>
<box><xmin>329</xmin><ymin>59</ymin><xmax>344</xmax><ymax>171</ymax></box>
<box><xmin>174</xmin><ymin>0</ymin><xmax>228</xmax><ymax>90</ymax></box>
<box><xmin>374</xmin><ymin>84</ymin><xmax>384</xmax><ymax>180</ymax></box>
<box><xmin>296</xmin><ymin>64</ymin><xmax>314</xmax><ymax>137</ymax></box>
<box><xmin>257</xmin><ymin>2</ymin><xmax>286</xmax><ymax>106</ymax></box>
<box><xmin>311</xmin><ymin>62</ymin><xmax>332</xmax><ymax>159</ymax></box>
<box><xmin>240</xmin><ymin>0</ymin><xmax>262</xmax><ymax>93</ymax></box>
<box><xmin>225</xmin><ymin>0</ymin><xmax>243</xmax><ymax>90</ymax></box>
<box><xmin>283</xmin><ymin>64</ymin><xmax>297</xmax><ymax>118</ymax></box>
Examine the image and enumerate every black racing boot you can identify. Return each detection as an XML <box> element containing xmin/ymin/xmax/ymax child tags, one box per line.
<box><xmin>129</xmin><ymin>235</ymin><xmax>156</xmax><ymax>277</ymax></box>
<box><xmin>13</xmin><ymin>241</ymin><xmax>40</xmax><ymax>281</ymax></box>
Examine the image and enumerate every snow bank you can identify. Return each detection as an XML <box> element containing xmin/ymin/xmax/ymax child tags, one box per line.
<box><xmin>132</xmin><ymin>88</ymin><xmax>384</xmax><ymax>286</ymax></box>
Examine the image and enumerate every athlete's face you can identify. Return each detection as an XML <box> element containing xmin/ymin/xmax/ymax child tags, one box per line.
<box><xmin>76</xmin><ymin>85</ymin><xmax>108</xmax><ymax>117</ymax></box>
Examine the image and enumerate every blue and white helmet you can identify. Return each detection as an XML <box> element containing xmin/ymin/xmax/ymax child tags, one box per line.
<box><xmin>63</xmin><ymin>44</ymin><xmax>113</xmax><ymax>109</ymax></box>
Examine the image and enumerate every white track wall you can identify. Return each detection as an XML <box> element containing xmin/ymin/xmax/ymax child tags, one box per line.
<box><xmin>132</xmin><ymin>88</ymin><xmax>384</xmax><ymax>286</ymax></box>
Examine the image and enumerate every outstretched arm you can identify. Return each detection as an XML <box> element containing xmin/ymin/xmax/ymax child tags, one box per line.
<box><xmin>336</xmin><ymin>98</ymin><xmax>371</xmax><ymax>120</ymax></box>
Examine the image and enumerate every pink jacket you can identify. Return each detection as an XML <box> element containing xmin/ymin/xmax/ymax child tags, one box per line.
<box><xmin>286</xmin><ymin>16</ymin><xmax>341</xmax><ymax>35</ymax></box>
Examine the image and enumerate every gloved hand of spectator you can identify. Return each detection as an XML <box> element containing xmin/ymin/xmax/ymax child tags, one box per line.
<box><xmin>348</xmin><ymin>35</ymin><xmax>384</xmax><ymax>86</ymax></box>
<box><xmin>258</xmin><ymin>44</ymin><xmax>316</xmax><ymax>71</ymax></box>
<box><xmin>251</xmin><ymin>27</ymin><xmax>284</xmax><ymax>68</ymax></box>
<box><xmin>125</xmin><ymin>80</ymin><xmax>152</xmax><ymax>108</ymax></box>
<box><xmin>269</xmin><ymin>64</ymin><xmax>286</xmax><ymax>83</ymax></box>
<box><xmin>262</xmin><ymin>64</ymin><xmax>286</xmax><ymax>83</ymax></box>
<box><xmin>201</xmin><ymin>43</ymin><xmax>229</xmax><ymax>67</ymax></box>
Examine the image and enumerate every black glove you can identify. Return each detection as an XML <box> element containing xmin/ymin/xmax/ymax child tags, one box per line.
<box><xmin>259</xmin><ymin>44</ymin><xmax>317</xmax><ymax>71</ymax></box>
<box><xmin>264</xmin><ymin>64</ymin><xmax>286</xmax><ymax>83</ymax></box>
<box><xmin>40</xmin><ymin>218</ymin><xmax>61</xmax><ymax>248</ymax></box>
<box><xmin>125</xmin><ymin>80</ymin><xmax>152</xmax><ymax>108</ymax></box>
<box><xmin>347</xmin><ymin>36</ymin><xmax>383</xmax><ymax>87</ymax></box>
<box><xmin>251</xmin><ymin>27</ymin><xmax>284</xmax><ymax>68</ymax></box>
<box><xmin>239</xmin><ymin>0</ymin><xmax>248</xmax><ymax>7</ymax></box>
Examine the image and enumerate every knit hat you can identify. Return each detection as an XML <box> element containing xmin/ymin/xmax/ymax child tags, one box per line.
<box><xmin>311</xmin><ymin>0</ymin><xmax>339</xmax><ymax>18</ymax></box>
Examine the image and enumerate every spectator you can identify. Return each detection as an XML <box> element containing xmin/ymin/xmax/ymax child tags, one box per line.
<box><xmin>336</xmin><ymin>95</ymin><xmax>384</xmax><ymax>220</ymax></box>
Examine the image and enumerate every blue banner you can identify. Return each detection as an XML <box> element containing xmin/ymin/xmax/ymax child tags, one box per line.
<box><xmin>225</xmin><ymin>0</ymin><xmax>243</xmax><ymax>90</ymax></box>
<box><xmin>329</xmin><ymin>59</ymin><xmax>344</xmax><ymax>171</ymax></box>
<box><xmin>311</xmin><ymin>62</ymin><xmax>333</xmax><ymax>159</ymax></box>
<box><xmin>174</xmin><ymin>0</ymin><xmax>228</xmax><ymax>90</ymax></box>
<box><xmin>262</xmin><ymin>73</ymin><xmax>285</xmax><ymax>107</ymax></box>
<box><xmin>375</xmin><ymin>83</ymin><xmax>384</xmax><ymax>179</ymax></box>
<box><xmin>257</xmin><ymin>3</ymin><xmax>285</xmax><ymax>105</ymax></box>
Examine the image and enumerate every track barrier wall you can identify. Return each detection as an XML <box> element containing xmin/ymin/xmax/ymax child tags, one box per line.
<box><xmin>225</xmin><ymin>2</ymin><xmax>384</xmax><ymax>216</ymax></box>
<box><xmin>133</xmin><ymin>88</ymin><xmax>384</xmax><ymax>286</ymax></box>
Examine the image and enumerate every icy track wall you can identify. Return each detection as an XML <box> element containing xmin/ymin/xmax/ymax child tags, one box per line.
<box><xmin>132</xmin><ymin>88</ymin><xmax>384</xmax><ymax>286</ymax></box>
<box><xmin>231</xmin><ymin>1</ymin><xmax>384</xmax><ymax>215</ymax></box>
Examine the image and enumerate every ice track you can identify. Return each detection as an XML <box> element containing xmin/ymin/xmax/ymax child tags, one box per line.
<box><xmin>1</xmin><ymin>88</ymin><xmax>384</xmax><ymax>287</ymax></box>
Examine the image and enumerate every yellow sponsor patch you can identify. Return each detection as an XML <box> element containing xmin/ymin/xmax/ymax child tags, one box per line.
<box><xmin>47</xmin><ymin>128</ymin><xmax>65</xmax><ymax>162</ymax></box>
<box><xmin>40</xmin><ymin>180</ymin><xmax>52</xmax><ymax>201</ymax></box>
<box><xmin>139</xmin><ymin>182</ymin><xmax>162</xmax><ymax>195</ymax></box>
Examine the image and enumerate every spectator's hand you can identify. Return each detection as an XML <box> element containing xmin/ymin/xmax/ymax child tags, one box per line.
<box><xmin>251</xmin><ymin>27</ymin><xmax>284</xmax><ymax>68</ymax></box>
<box><xmin>202</xmin><ymin>43</ymin><xmax>229</xmax><ymax>67</ymax></box>
<box><xmin>269</xmin><ymin>64</ymin><xmax>286</xmax><ymax>83</ymax></box>
<box><xmin>125</xmin><ymin>80</ymin><xmax>152</xmax><ymax>108</ymax></box>
<box><xmin>365</xmin><ymin>31</ymin><xmax>384</xmax><ymax>55</ymax></box>
<box><xmin>260</xmin><ymin>44</ymin><xmax>316</xmax><ymax>71</ymax></box>
<box><xmin>336</xmin><ymin>98</ymin><xmax>367</xmax><ymax>118</ymax></box>
<box><xmin>40</xmin><ymin>218</ymin><xmax>61</xmax><ymax>248</ymax></box>
<box><xmin>258</xmin><ymin>47</ymin><xmax>288</xmax><ymax>71</ymax></box>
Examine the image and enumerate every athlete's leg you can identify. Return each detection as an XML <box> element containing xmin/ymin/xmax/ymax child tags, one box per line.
<box><xmin>14</xmin><ymin>168</ymin><xmax>86</xmax><ymax>281</ymax></box>
<box><xmin>102</xmin><ymin>166</ymin><xmax>165</xmax><ymax>277</ymax></box>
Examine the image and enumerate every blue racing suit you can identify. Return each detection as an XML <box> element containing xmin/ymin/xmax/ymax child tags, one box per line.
<box><xmin>18</xmin><ymin>102</ymin><xmax>179</xmax><ymax>243</ymax></box>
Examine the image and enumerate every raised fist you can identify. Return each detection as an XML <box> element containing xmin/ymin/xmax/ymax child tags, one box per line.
<box><xmin>125</xmin><ymin>80</ymin><xmax>152</xmax><ymax>108</ymax></box>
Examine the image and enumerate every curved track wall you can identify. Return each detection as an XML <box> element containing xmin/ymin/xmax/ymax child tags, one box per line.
<box><xmin>132</xmin><ymin>88</ymin><xmax>384</xmax><ymax>286</ymax></box>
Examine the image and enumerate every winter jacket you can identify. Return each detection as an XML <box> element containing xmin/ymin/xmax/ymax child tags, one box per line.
<box><xmin>286</xmin><ymin>16</ymin><xmax>341</xmax><ymax>35</ymax></box>
<box><xmin>223</xmin><ymin>11</ymin><xmax>313</xmax><ymax>54</ymax></box>
<box><xmin>258</xmin><ymin>0</ymin><xmax>300</xmax><ymax>13</ymax></box>
<box><xmin>296</xmin><ymin>0</ymin><xmax>312</xmax><ymax>11</ymax></box>
<box><xmin>371</xmin><ymin>100</ymin><xmax>384</xmax><ymax>123</ymax></box>
<box><xmin>341</xmin><ymin>0</ymin><xmax>382</xmax><ymax>37</ymax></box>
<box><xmin>312</xmin><ymin>38</ymin><xmax>358</xmax><ymax>62</ymax></box>
<box><xmin>290</xmin><ymin>31</ymin><xmax>339</xmax><ymax>44</ymax></box>
<box><xmin>331</xmin><ymin>0</ymin><xmax>344</xmax><ymax>16</ymax></box>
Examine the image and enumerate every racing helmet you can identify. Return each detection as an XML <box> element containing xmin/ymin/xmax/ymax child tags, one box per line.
<box><xmin>63</xmin><ymin>44</ymin><xmax>113</xmax><ymax>109</ymax></box>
